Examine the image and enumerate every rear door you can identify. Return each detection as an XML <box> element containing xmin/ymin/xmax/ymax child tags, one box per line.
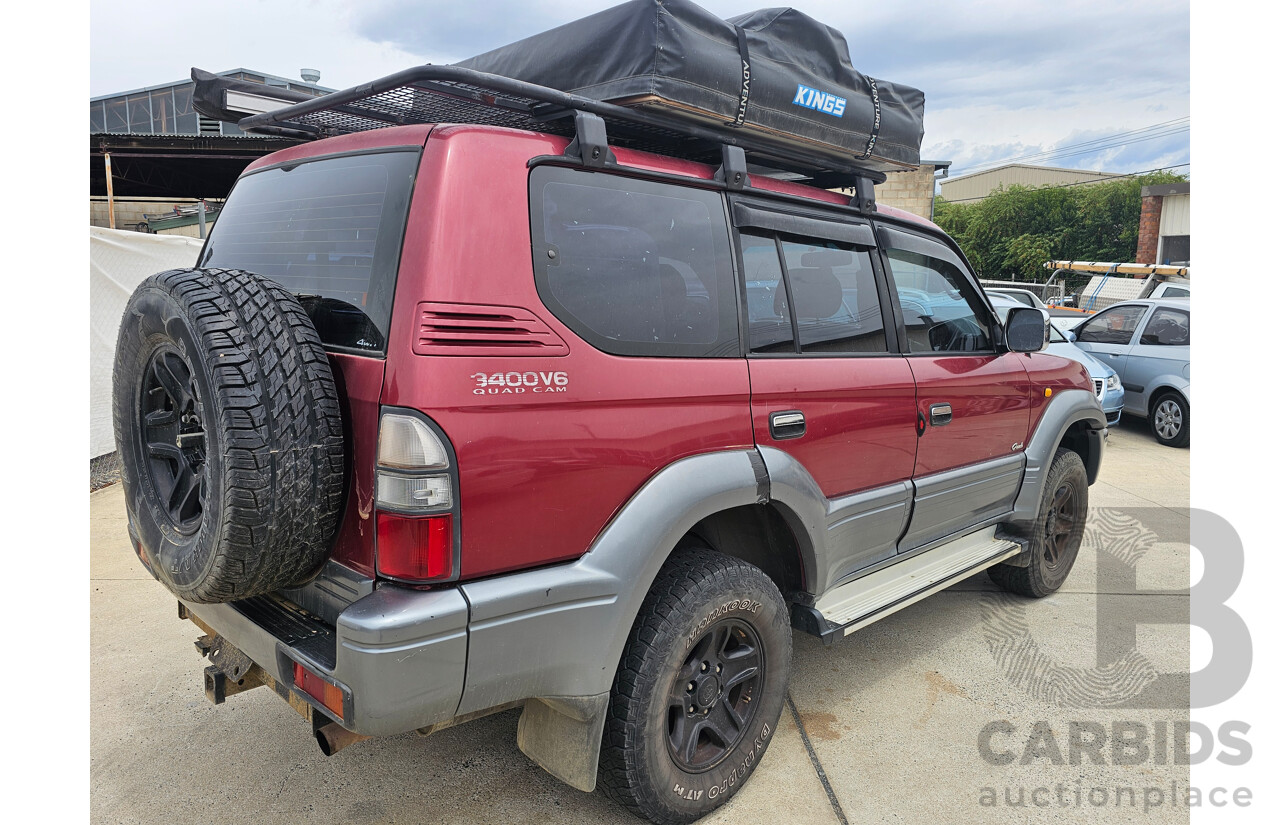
<box><xmin>876</xmin><ymin>224</ymin><xmax>1032</xmax><ymax>551</ymax></box>
<box><xmin>1126</xmin><ymin>303</ymin><xmax>1191</xmax><ymax>402</ymax></box>
<box><xmin>734</xmin><ymin>201</ymin><xmax>918</xmax><ymax>586</ymax></box>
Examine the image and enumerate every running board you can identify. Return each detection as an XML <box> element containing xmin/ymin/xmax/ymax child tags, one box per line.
<box><xmin>792</xmin><ymin>527</ymin><xmax>1023</xmax><ymax>644</ymax></box>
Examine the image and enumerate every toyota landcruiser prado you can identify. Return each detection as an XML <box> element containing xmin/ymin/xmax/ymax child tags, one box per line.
<box><xmin>112</xmin><ymin>54</ymin><xmax>1105</xmax><ymax>825</ymax></box>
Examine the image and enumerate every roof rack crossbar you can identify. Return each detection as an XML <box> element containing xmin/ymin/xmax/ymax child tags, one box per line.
<box><xmin>220</xmin><ymin>64</ymin><xmax>892</xmax><ymax>189</ymax></box>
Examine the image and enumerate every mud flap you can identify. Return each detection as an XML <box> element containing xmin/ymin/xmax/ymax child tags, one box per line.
<box><xmin>516</xmin><ymin>694</ymin><xmax>609</xmax><ymax>792</ymax></box>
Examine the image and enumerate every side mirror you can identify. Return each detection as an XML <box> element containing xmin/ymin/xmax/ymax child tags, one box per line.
<box><xmin>1066</xmin><ymin>330</ymin><xmax>1077</xmax><ymax>343</ymax></box>
<box><xmin>1005</xmin><ymin>306</ymin><xmax>1049</xmax><ymax>353</ymax></box>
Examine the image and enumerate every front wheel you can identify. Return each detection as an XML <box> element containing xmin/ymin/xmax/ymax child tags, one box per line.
<box><xmin>598</xmin><ymin>547</ymin><xmax>792</xmax><ymax>825</ymax></box>
<box><xmin>1150</xmin><ymin>391</ymin><xmax>1190</xmax><ymax>448</ymax></box>
<box><xmin>989</xmin><ymin>448</ymin><xmax>1088</xmax><ymax>598</ymax></box>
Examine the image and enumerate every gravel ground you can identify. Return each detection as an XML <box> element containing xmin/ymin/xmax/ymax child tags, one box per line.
<box><xmin>90</xmin><ymin>452</ymin><xmax>122</xmax><ymax>492</ymax></box>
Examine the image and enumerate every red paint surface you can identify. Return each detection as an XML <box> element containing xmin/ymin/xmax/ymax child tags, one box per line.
<box><xmin>908</xmin><ymin>354</ymin><xmax>1032</xmax><ymax>476</ymax></box>
<box><xmin>1023</xmin><ymin>352</ymin><xmax>1096</xmax><ymax>434</ymax></box>
<box><xmin>382</xmin><ymin>126</ymin><xmax>753</xmax><ymax>579</ymax></box>
<box><xmin>748</xmin><ymin>358</ymin><xmax>918</xmax><ymax>498</ymax></box>
<box><xmin>245</xmin><ymin>123</ymin><xmax>1088</xmax><ymax>584</ymax></box>
<box><xmin>325</xmin><ymin>353</ymin><xmax>385</xmax><ymax>577</ymax></box>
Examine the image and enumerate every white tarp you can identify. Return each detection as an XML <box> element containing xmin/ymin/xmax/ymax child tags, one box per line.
<box><xmin>90</xmin><ymin>227</ymin><xmax>203</xmax><ymax>458</ymax></box>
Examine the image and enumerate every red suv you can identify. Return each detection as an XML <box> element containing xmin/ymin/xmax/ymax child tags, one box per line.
<box><xmin>112</xmin><ymin>66</ymin><xmax>1106</xmax><ymax>825</ymax></box>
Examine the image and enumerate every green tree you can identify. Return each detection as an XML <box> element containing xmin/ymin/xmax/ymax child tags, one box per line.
<box><xmin>933</xmin><ymin>171</ymin><xmax>1187</xmax><ymax>281</ymax></box>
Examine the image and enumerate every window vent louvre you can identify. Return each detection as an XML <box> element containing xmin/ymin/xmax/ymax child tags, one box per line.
<box><xmin>414</xmin><ymin>303</ymin><xmax>569</xmax><ymax>357</ymax></box>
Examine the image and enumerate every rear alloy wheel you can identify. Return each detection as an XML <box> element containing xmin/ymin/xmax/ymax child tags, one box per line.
<box><xmin>599</xmin><ymin>547</ymin><xmax>791</xmax><ymax>825</ymax></box>
<box><xmin>138</xmin><ymin>346</ymin><xmax>208</xmax><ymax>534</ymax></box>
<box><xmin>1150</xmin><ymin>391</ymin><xmax>1189</xmax><ymax>448</ymax></box>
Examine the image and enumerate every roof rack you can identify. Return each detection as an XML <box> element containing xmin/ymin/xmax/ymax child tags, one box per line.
<box><xmin>192</xmin><ymin>65</ymin><xmax>886</xmax><ymax>203</ymax></box>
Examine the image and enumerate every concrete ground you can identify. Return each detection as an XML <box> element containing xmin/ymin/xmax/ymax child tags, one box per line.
<box><xmin>91</xmin><ymin>417</ymin><xmax>1190</xmax><ymax>824</ymax></box>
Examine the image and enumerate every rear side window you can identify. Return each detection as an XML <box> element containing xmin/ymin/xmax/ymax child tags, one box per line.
<box><xmin>1139</xmin><ymin>306</ymin><xmax>1190</xmax><ymax>346</ymax></box>
<box><xmin>779</xmin><ymin>238</ymin><xmax>887</xmax><ymax>353</ymax></box>
<box><xmin>530</xmin><ymin>166</ymin><xmax>739</xmax><ymax>357</ymax></box>
<box><xmin>200</xmin><ymin>149</ymin><xmax>420</xmax><ymax>354</ymax></box>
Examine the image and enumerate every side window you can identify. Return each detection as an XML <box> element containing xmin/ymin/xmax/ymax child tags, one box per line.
<box><xmin>1139</xmin><ymin>307</ymin><xmax>1190</xmax><ymax>346</ymax></box>
<box><xmin>1076</xmin><ymin>304</ymin><xmax>1149</xmax><ymax>345</ymax></box>
<box><xmin>741</xmin><ymin>233</ymin><xmax>794</xmax><ymax>353</ymax></box>
<box><xmin>778</xmin><ymin>238</ymin><xmax>887</xmax><ymax>353</ymax></box>
<box><xmin>883</xmin><ymin>243</ymin><xmax>991</xmax><ymax>353</ymax></box>
<box><xmin>530</xmin><ymin>167</ymin><xmax>738</xmax><ymax>357</ymax></box>
<box><xmin>1161</xmin><ymin>286</ymin><xmax>1190</xmax><ymax>298</ymax></box>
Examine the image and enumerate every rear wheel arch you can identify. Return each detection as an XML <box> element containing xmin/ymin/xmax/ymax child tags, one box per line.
<box><xmin>684</xmin><ymin>504</ymin><xmax>807</xmax><ymax>599</ymax></box>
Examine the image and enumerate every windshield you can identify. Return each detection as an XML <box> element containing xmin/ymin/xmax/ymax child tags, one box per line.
<box><xmin>200</xmin><ymin>149</ymin><xmax>420</xmax><ymax>354</ymax></box>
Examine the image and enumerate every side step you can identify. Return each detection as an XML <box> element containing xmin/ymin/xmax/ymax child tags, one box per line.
<box><xmin>794</xmin><ymin>527</ymin><xmax>1023</xmax><ymax>644</ymax></box>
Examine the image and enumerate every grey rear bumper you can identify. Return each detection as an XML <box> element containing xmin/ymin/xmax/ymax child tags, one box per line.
<box><xmin>182</xmin><ymin>584</ymin><xmax>469</xmax><ymax>737</ymax></box>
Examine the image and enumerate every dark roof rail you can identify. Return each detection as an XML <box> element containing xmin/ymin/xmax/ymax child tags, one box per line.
<box><xmin>190</xmin><ymin>64</ymin><xmax>889</xmax><ymax>191</ymax></box>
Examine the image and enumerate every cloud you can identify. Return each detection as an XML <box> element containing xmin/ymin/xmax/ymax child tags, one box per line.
<box><xmin>90</xmin><ymin>0</ymin><xmax>1189</xmax><ymax>176</ymax></box>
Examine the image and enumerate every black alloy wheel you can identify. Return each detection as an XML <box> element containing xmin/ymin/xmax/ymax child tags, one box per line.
<box><xmin>666</xmin><ymin>618</ymin><xmax>763</xmax><ymax>773</ymax></box>
<box><xmin>987</xmin><ymin>448</ymin><xmax>1088</xmax><ymax>598</ymax></box>
<box><xmin>1042</xmin><ymin>481</ymin><xmax>1078</xmax><ymax>570</ymax></box>
<box><xmin>139</xmin><ymin>346</ymin><xmax>207</xmax><ymax>534</ymax></box>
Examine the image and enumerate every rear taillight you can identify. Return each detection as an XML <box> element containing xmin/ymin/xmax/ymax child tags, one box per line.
<box><xmin>375</xmin><ymin>513</ymin><xmax>453</xmax><ymax>580</ymax></box>
<box><xmin>374</xmin><ymin>410</ymin><xmax>458</xmax><ymax>582</ymax></box>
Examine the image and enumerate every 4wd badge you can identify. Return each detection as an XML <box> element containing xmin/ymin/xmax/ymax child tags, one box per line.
<box><xmin>471</xmin><ymin>371</ymin><xmax>568</xmax><ymax>395</ymax></box>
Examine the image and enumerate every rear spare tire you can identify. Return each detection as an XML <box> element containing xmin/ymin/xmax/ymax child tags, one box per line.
<box><xmin>112</xmin><ymin>268</ymin><xmax>344</xmax><ymax>603</ymax></box>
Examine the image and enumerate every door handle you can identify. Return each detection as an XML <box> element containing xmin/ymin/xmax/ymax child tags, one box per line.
<box><xmin>929</xmin><ymin>403</ymin><xmax>953</xmax><ymax>426</ymax></box>
<box><xmin>769</xmin><ymin>410</ymin><xmax>806</xmax><ymax>440</ymax></box>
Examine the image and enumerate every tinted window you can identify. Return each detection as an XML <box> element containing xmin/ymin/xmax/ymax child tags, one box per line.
<box><xmin>884</xmin><ymin>246</ymin><xmax>991</xmax><ymax>353</ymax></box>
<box><xmin>742</xmin><ymin>232</ymin><xmax>793</xmax><ymax>353</ymax></box>
<box><xmin>780</xmin><ymin>238</ymin><xmax>887</xmax><ymax>353</ymax></box>
<box><xmin>1076</xmin><ymin>304</ymin><xmax>1149</xmax><ymax>345</ymax></box>
<box><xmin>200</xmin><ymin>149</ymin><xmax>420</xmax><ymax>353</ymax></box>
<box><xmin>531</xmin><ymin>167</ymin><xmax>738</xmax><ymax>357</ymax></box>
<box><xmin>1162</xmin><ymin>286</ymin><xmax>1190</xmax><ymax>298</ymax></box>
<box><xmin>1139</xmin><ymin>307</ymin><xmax>1190</xmax><ymax>346</ymax></box>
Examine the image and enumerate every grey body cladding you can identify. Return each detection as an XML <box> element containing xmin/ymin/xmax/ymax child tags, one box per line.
<box><xmin>181</xmin><ymin>390</ymin><xmax>1105</xmax><ymax>793</ymax></box>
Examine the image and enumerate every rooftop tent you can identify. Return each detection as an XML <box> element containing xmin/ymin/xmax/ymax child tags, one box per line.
<box><xmin>458</xmin><ymin>0</ymin><xmax>926</xmax><ymax>173</ymax></box>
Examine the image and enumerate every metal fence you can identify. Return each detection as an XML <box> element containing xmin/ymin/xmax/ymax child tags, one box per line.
<box><xmin>978</xmin><ymin>279</ymin><xmax>1066</xmax><ymax>301</ymax></box>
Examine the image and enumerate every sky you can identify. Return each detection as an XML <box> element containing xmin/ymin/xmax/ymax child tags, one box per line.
<box><xmin>88</xmin><ymin>0</ymin><xmax>1190</xmax><ymax>178</ymax></box>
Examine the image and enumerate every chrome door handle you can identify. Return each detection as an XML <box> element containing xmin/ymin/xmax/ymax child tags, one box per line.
<box><xmin>769</xmin><ymin>410</ymin><xmax>806</xmax><ymax>440</ymax></box>
<box><xmin>929</xmin><ymin>403</ymin><xmax>953</xmax><ymax>426</ymax></box>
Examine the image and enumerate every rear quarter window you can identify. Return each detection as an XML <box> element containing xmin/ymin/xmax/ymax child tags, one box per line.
<box><xmin>199</xmin><ymin>148</ymin><xmax>420</xmax><ymax>354</ymax></box>
<box><xmin>529</xmin><ymin>166</ymin><xmax>739</xmax><ymax>357</ymax></box>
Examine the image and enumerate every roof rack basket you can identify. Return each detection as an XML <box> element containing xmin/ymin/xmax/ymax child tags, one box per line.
<box><xmin>192</xmin><ymin>65</ymin><xmax>887</xmax><ymax>199</ymax></box>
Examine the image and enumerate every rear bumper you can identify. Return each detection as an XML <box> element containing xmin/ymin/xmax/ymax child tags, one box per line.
<box><xmin>182</xmin><ymin>584</ymin><xmax>469</xmax><ymax>737</ymax></box>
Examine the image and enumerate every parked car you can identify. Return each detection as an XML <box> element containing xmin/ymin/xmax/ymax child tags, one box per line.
<box><xmin>1068</xmin><ymin>298</ymin><xmax>1190</xmax><ymax>447</ymax></box>
<box><xmin>110</xmin><ymin>55</ymin><xmax>1108</xmax><ymax>825</ymax></box>
<box><xmin>986</xmin><ymin>287</ymin><xmax>1091</xmax><ymax>335</ymax></box>
<box><xmin>989</xmin><ymin>295</ymin><xmax>1123</xmax><ymax>425</ymax></box>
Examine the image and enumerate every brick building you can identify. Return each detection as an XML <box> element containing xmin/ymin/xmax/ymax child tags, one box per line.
<box><xmin>1136</xmin><ymin>182</ymin><xmax>1190</xmax><ymax>265</ymax></box>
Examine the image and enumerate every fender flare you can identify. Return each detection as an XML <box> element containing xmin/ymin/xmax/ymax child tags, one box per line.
<box><xmin>1010</xmin><ymin>388</ymin><xmax>1107</xmax><ymax>524</ymax></box>
<box><xmin>456</xmin><ymin>449</ymin><xmax>765</xmax><ymax>790</ymax></box>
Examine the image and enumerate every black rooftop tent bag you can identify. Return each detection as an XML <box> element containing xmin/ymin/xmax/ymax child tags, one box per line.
<box><xmin>458</xmin><ymin>0</ymin><xmax>925</xmax><ymax>173</ymax></box>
